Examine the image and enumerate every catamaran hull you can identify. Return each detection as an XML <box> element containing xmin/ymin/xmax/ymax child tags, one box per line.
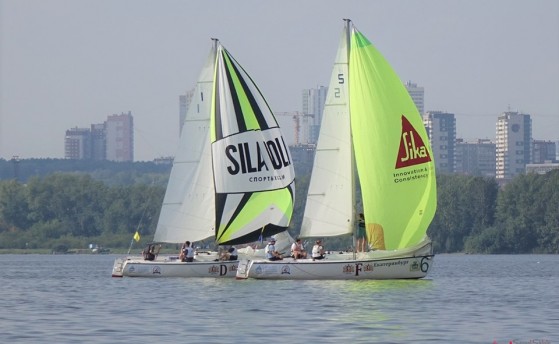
<box><xmin>236</xmin><ymin>254</ymin><xmax>434</xmax><ymax>280</ymax></box>
<box><xmin>112</xmin><ymin>257</ymin><xmax>238</xmax><ymax>278</ymax></box>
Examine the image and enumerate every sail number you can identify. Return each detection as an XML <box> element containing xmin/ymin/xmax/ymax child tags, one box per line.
<box><xmin>335</xmin><ymin>73</ymin><xmax>345</xmax><ymax>98</ymax></box>
<box><xmin>420</xmin><ymin>256</ymin><xmax>430</xmax><ymax>273</ymax></box>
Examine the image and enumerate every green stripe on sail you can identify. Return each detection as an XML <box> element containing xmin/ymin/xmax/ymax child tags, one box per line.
<box><xmin>222</xmin><ymin>51</ymin><xmax>260</xmax><ymax>131</ymax></box>
<box><xmin>349</xmin><ymin>29</ymin><xmax>437</xmax><ymax>250</ymax></box>
<box><xmin>210</xmin><ymin>49</ymin><xmax>219</xmax><ymax>143</ymax></box>
<box><xmin>216</xmin><ymin>188</ymin><xmax>294</xmax><ymax>244</ymax></box>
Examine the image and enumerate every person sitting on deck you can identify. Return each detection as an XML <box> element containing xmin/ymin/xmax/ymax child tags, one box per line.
<box><xmin>143</xmin><ymin>244</ymin><xmax>160</xmax><ymax>261</ymax></box>
<box><xmin>226</xmin><ymin>246</ymin><xmax>238</xmax><ymax>261</ymax></box>
<box><xmin>181</xmin><ymin>241</ymin><xmax>194</xmax><ymax>262</ymax></box>
<box><xmin>265</xmin><ymin>238</ymin><xmax>283</xmax><ymax>261</ymax></box>
<box><xmin>219</xmin><ymin>246</ymin><xmax>238</xmax><ymax>261</ymax></box>
<box><xmin>311</xmin><ymin>240</ymin><xmax>325</xmax><ymax>261</ymax></box>
<box><xmin>291</xmin><ymin>238</ymin><xmax>307</xmax><ymax>259</ymax></box>
<box><xmin>179</xmin><ymin>241</ymin><xmax>187</xmax><ymax>261</ymax></box>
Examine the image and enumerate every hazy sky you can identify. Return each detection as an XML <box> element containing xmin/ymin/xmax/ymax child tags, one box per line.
<box><xmin>1</xmin><ymin>0</ymin><xmax>558</xmax><ymax>161</ymax></box>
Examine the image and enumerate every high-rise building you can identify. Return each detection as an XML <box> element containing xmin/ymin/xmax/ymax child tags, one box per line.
<box><xmin>64</xmin><ymin>127</ymin><xmax>92</xmax><ymax>159</ymax></box>
<box><xmin>532</xmin><ymin>140</ymin><xmax>557</xmax><ymax>163</ymax></box>
<box><xmin>405</xmin><ymin>81</ymin><xmax>424</xmax><ymax>114</ymax></box>
<box><xmin>423</xmin><ymin>111</ymin><xmax>456</xmax><ymax>174</ymax></box>
<box><xmin>455</xmin><ymin>139</ymin><xmax>496</xmax><ymax>177</ymax></box>
<box><xmin>105</xmin><ymin>112</ymin><xmax>134</xmax><ymax>162</ymax></box>
<box><xmin>302</xmin><ymin>86</ymin><xmax>327</xmax><ymax>144</ymax></box>
<box><xmin>65</xmin><ymin>112</ymin><xmax>134</xmax><ymax>161</ymax></box>
<box><xmin>495</xmin><ymin>111</ymin><xmax>532</xmax><ymax>180</ymax></box>
<box><xmin>90</xmin><ymin>123</ymin><xmax>106</xmax><ymax>160</ymax></box>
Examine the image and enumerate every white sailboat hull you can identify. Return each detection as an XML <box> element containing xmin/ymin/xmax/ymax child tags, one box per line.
<box><xmin>111</xmin><ymin>232</ymin><xmax>290</xmax><ymax>278</ymax></box>
<box><xmin>236</xmin><ymin>239</ymin><xmax>434</xmax><ymax>280</ymax></box>
<box><xmin>112</xmin><ymin>256</ymin><xmax>238</xmax><ymax>278</ymax></box>
<box><xmin>111</xmin><ymin>247</ymin><xmax>273</xmax><ymax>278</ymax></box>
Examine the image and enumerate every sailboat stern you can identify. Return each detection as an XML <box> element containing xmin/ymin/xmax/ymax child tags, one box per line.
<box><xmin>235</xmin><ymin>259</ymin><xmax>253</xmax><ymax>279</ymax></box>
<box><xmin>111</xmin><ymin>257</ymin><xmax>126</xmax><ymax>277</ymax></box>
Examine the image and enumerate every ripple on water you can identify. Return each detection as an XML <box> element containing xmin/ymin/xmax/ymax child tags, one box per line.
<box><xmin>0</xmin><ymin>254</ymin><xmax>557</xmax><ymax>343</ymax></box>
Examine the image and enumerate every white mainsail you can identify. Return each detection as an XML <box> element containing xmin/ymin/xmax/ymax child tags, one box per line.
<box><xmin>300</xmin><ymin>28</ymin><xmax>353</xmax><ymax>238</ymax></box>
<box><xmin>153</xmin><ymin>46</ymin><xmax>216</xmax><ymax>243</ymax></box>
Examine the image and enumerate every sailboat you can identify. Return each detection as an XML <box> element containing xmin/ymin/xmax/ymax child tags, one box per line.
<box><xmin>236</xmin><ymin>20</ymin><xmax>436</xmax><ymax>280</ymax></box>
<box><xmin>112</xmin><ymin>39</ymin><xmax>295</xmax><ymax>278</ymax></box>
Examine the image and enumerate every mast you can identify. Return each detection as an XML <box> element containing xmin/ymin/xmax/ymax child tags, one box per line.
<box><xmin>343</xmin><ymin>19</ymin><xmax>358</xmax><ymax>258</ymax></box>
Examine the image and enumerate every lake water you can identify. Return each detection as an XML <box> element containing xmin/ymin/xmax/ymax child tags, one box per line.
<box><xmin>0</xmin><ymin>254</ymin><xmax>556</xmax><ymax>343</ymax></box>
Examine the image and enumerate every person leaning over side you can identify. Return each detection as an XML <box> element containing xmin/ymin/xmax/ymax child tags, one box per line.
<box><xmin>265</xmin><ymin>238</ymin><xmax>283</xmax><ymax>261</ymax></box>
<box><xmin>311</xmin><ymin>240</ymin><xmax>325</xmax><ymax>261</ymax></box>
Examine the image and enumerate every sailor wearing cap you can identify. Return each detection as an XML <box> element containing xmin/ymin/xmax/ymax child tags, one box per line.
<box><xmin>265</xmin><ymin>238</ymin><xmax>283</xmax><ymax>261</ymax></box>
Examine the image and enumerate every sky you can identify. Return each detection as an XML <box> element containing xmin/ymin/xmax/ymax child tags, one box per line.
<box><xmin>1</xmin><ymin>0</ymin><xmax>558</xmax><ymax>161</ymax></box>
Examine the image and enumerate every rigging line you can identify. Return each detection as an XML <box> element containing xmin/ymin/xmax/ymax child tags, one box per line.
<box><xmin>128</xmin><ymin>178</ymin><xmax>159</xmax><ymax>254</ymax></box>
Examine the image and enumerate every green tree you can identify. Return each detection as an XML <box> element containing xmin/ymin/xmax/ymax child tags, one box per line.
<box><xmin>537</xmin><ymin>170</ymin><xmax>559</xmax><ymax>253</ymax></box>
<box><xmin>429</xmin><ymin>175</ymin><xmax>498</xmax><ymax>253</ymax></box>
<box><xmin>0</xmin><ymin>180</ymin><xmax>30</xmax><ymax>230</ymax></box>
<box><xmin>26</xmin><ymin>174</ymin><xmax>108</xmax><ymax>237</ymax></box>
<box><xmin>492</xmin><ymin>171</ymin><xmax>559</xmax><ymax>253</ymax></box>
<box><xmin>103</xmin><ymin>184</ymin><xmax>163</xmax><ymax>238</ymax></box>
<box><xmin>495</xmin><ymin>174</ymin><xmax>541</xmax><ymax>252</ymax></box>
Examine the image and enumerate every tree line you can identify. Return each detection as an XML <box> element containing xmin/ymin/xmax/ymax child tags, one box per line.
<box><xmin>0</xmin><ymin>174</ymin><xmax>165</xmax><ymax>251</ymax></box>
<box><xmin>0</xmin><ymin>158</ymin><xmax>171</xmax><ymax>185</ymax></box>
<box><xmin>431</xmin><ymin>171</ymin><xmax>559</xmax><ymax>253</ymax></box>
<box><xmin>0</xmin><ymin>162</ymin><xmax>557</xmax><ymax>253</ymax></box>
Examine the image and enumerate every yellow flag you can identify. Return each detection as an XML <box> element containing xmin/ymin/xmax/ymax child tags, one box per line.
<box><xmin>133</xmin><ymin>231</ymin><xmax>140</xmax><ymax>242</ymax></box>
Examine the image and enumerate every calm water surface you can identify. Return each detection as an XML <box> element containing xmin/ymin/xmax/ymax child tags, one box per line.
<box><xmin>0</xmin><ymin>254</ymin><xmax>557</xmax><ymax>343</ymax></box>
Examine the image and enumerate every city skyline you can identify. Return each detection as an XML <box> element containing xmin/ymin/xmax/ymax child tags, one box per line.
<box><xmin>1</xmin><ymin>0</ymin><xmax>558</xmax><ymax>161</ymax></box>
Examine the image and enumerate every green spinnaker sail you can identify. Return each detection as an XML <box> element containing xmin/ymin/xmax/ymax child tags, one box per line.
<box><xmin>210</xmin><ymin>44</ymin><xmax>295</xmax><ymax>245</ymax></box>
<box><xmin>349</xmin><ymin>29</ymin><xmax>437</xmax><ymax>250</ymax></box>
